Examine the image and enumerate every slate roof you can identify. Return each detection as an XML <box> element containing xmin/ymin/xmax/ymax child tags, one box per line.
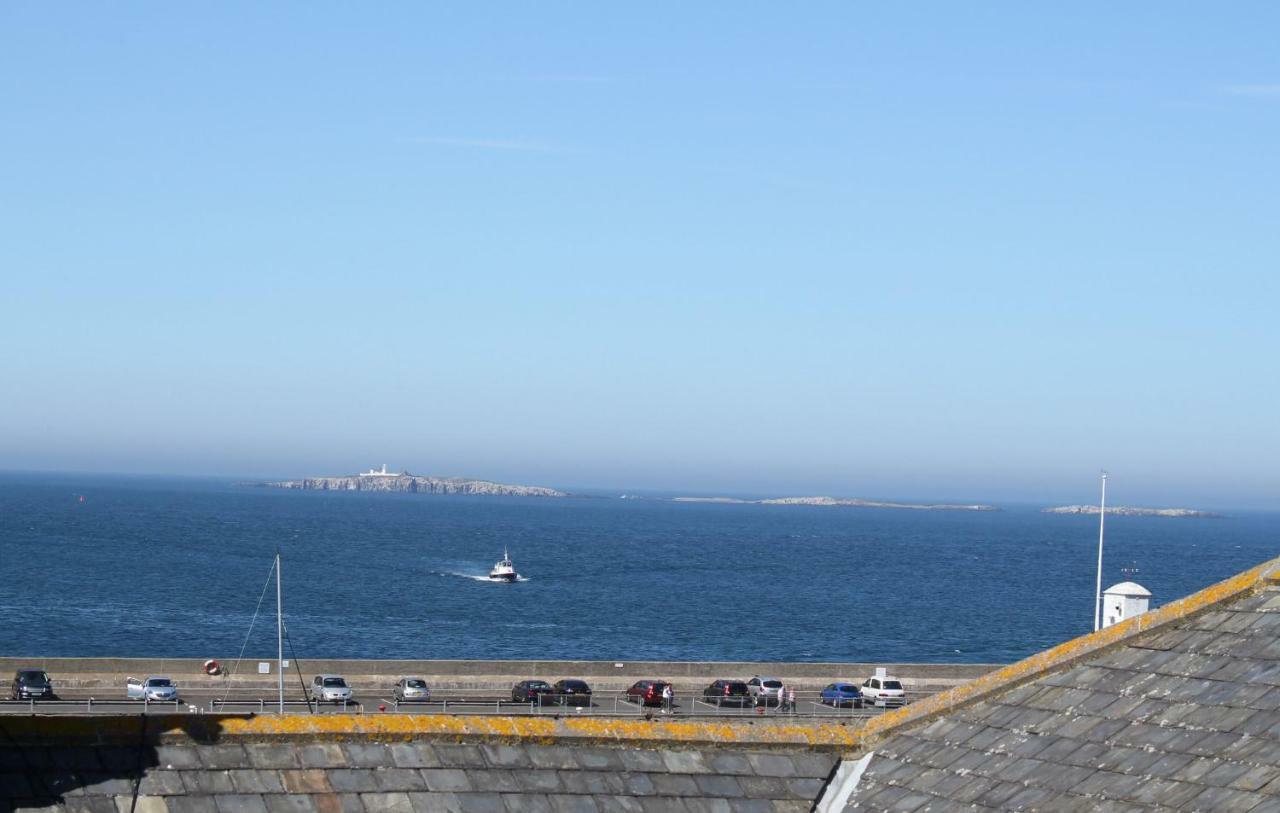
<box><xmin>845</xmin><ymin>574</ymin><xmax>1280</xmax><ymax>812</ymax></box>
<box><xmin>0</xmin><ymin>741</ymin><xmax>838</xmax><ymax>812</ymax></box>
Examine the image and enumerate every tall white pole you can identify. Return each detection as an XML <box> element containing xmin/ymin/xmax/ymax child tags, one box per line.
<box><xmin>276</xmin><ymin>551</ymin><xmax>284</xmax><ymax>714</ymax></box>
<box><xmin>1094</xmin><ymin>471</ymin><xmax>1108</xmax><ymax>632</ymax></box>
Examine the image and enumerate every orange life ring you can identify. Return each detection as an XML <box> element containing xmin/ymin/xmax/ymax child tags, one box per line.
<box><xmin>203</xmin><ymin>659</ymin><xmax>221</xmax><ymax>676</ymax></box>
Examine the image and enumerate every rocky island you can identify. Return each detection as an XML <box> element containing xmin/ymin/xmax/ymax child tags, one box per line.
<box><xmin>672</xmin><ymin>496</ymin><xmax>998</xmax><ymax>512</ymax></box>
<box><xmin>1043</xmin><ymin>505</ymin><xmax>1224</xmax><ymax>518</ymax></box>
<box><xmin>263</xmin><ymin>468</ymin><xmax>568</xmax><ymax>498</ymax></box>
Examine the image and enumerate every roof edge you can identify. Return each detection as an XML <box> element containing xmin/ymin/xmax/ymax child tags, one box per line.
<box><xmin>852</xmin><ymin>554</ymin><xmax>1280</xmax><ymax>748</ymax></box>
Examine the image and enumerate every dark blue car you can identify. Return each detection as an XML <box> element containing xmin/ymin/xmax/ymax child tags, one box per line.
<box><xmin>820</xmin><ymin>682</ymin><xmax>863</xmax><ymax>708</ymax></box>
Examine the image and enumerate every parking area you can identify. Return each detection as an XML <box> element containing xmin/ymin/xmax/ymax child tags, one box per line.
<box><xmin>0</xmin><ymin>685</ymin><xmax>931</xmax><ymax>718</ymax></box>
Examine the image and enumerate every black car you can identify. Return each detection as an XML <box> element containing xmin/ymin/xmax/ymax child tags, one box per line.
<box><xmin>702</xmin><ymin>680</ymin><xmax>752</xmax><ymax>707</ymax></box>
<box><xmin>11</xmin><ymin>669</ymin><xmax>55</xmax><ymax>700</ymax></box>
<box><xmin>552</xmin><ymin>679</ymin><xmax>593</xmax><ymax>707</ymax></box>
<box><xmin>511</xmin><ymin>679</ymin><xmax>554</xmax><ymax>704</ymax></box>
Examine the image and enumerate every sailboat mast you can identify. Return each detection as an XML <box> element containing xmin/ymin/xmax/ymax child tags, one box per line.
<box><xmin>1093</xmin><ymin>471</ymin><xmax>1108</xmax><ymax>632</ymax></box>
<box><xmin>276</xmin><ymin>550</ymin><xmax>284</xmax><ymax>714</ymax></box>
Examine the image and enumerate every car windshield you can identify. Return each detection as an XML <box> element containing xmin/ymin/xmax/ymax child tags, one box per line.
<box><xmin>18</xmin><ymin>671</ymin><xmax>48</xmax><ymax>683</ymax></box>
<box><xmin>762</xmin><ymin>680</ymin><xmax>782</xmax><ymax>688</ymax></box>
<box><xmin>726</xmin><ymin>683</ymin><xmax>748</xmax><ymax>693</ymax></box>
<box><xmin>527</xmin><ymin>681</ymin><xmax>550</xmax><ymax>688</ymax></box>
<box><xmin>884</xmin><ymin>680</ymin><xmax>903</xmax><ymax>690</ymax></box>
<box><xmin>147</xmin><ymin>679</ymin><xmax>172</xmax><ymax>687</ymax></box>
<box><xmin>836</xmin><ymin>685</ymin><xmax>856</xmax><ymax>692</ymax></box>
<box><xmin>406</xmin><ymin>680</ymin><xmax>426</xmax><ymax>688</ymax></box>
<box><xmin>562</xmin><ymin>681</ymin><xmax>588</xmax><ymax>690</ymax></box>
<box><xmin>323</xmin><ymin>678</ymin><xmax>347</xmax><ymax>688</ymax></box>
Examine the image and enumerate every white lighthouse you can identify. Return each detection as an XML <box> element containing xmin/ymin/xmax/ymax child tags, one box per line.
<box><xmin>1101</xmin><ymin>582</ymin><xmax>1152</xmax><ymax>629</ymax></box>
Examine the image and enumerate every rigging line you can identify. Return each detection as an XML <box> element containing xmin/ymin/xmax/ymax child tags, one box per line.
<box><xmin>282</xmin><ymin>621</ymin><xmax>316</xmax><ymax>714</ymax></box>
<box><xmin>219</xmin><ymin>557</ymin><xmax>277</xmax><ymax>707</ymax></box>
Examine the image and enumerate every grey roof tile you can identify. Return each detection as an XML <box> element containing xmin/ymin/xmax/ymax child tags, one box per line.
<box><xmin>245</xmin><ymin>745</ymin><xmax>302</xmax><ymax>771</ymax></box>
<box><xmin>214</xmin><ymin>796</ymin><xmax>269</xmax><ymax>813</ymax></box>
<box><xmin>478</xmin><ymin>745</ymin><xmax>532</xmax><ymax>770</ymax></box>
<box><xmin>519</xmin><ymin>746</ymin><xmax>576</xmax><ymax>770</ymax></box>
<box><xmin>390</xmin><ymin>745</ymin><xmax>441</xmax><ymax>770</ymax></box>
<box><xmin>1232</xmin><ymin>765</ymin><xmax>1280</xmax><ymax>793</ymax></box>
<box><xmin>572</xmin><ymin>748</ymin><xmax>624</xmax><ymax>772</ymax></box>
<box><xmin>343</xmin><ymin>745</ymin><xmax>393</xmax><ymax>769</ymax></box>
<box><xmin>556</xmin><ymin>769</ymin><xmax>625</xmax><ymax>796</ymax></box>
<box><xmin>737</xmin><ymin>776</ymin><xmax>788</xmax><ymax>799</ymax></box>
<box><xmin>512</xmin><ymin>770</ymin><xmax>564</xmax><ymax>793</ymax></box>
<box><xmin>434</xmin><ymin>746</ymin><xmax>487</xmax><ymax>770</ymax></box>
<box><xmin>421</xmin><ymin>769</ymin><xmax>474</xmax><ymax>793</ymax></box>
<box><xmin>743</xmin><ymin>754</ymin><xmax>794</xmax><ymax>778</ymax></box>
<box><xmin>360</xmin><ymin>793</ymin><xmax>414</xmax><ymax>813</ymax></box>
<box><xmin>662</xmin><ymin>751</ymin><xmax>712</xmax><ymax>775</ymax></box>
<box><xmin>456</xmin><ymin>792</ymin><xmax>507</xmax><ymax>813</ymax></box>
<box><xmin>408</xmin><ymin>792</ymin><xmax>464</xmax><ymax>813</ymax></box>
<box><xmin>261</xmin><ymin>795</ymin><xmax>320</xmax><ymax>813</ymax></box>
<box><xmin>228</xmin><ymin>770</ymin><xmax>286</xmax><ymax>794</ymax></box>
<box><xmin>618</xmin><ymin>750</ymin><xmax>668</xmax><ymax>774</ymax></box>
<box><xmin>327</xmin><ymin>769</ymin><xmax>380</xmax><ymax>793</ymax></box>
<box><xmin>649</xmin><ymin>774</ymin><xmax>700</xmax><ymax>797</ymax></box>
<box><xmin>693</xmin><ymin>775</ymin><xmax>745</xmax><ymax>798</ymax></box>
<box><xmin>1184</xmin><ymin>785</ymin><xmax>1268</xmax><ymax>812</ymax></box>
<box><xmin>546</xmin><ymin>794</ymin><xmax>600</xmax><ymax>813</ymax></box>
<box><xmin>464</xmin><ymin>769</ymin><xmax>519</xmax><ymax>793</ymax></box>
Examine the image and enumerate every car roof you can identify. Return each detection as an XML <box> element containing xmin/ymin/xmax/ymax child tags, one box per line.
<box><xmin>316</xmin><ymin>673</ymin><xmax>344</xmax><ymax>679</ymax></box>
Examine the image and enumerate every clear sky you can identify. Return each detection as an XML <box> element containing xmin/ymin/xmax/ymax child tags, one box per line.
<box><xmin>2</xmin><ymin>4</ymin><xmax>1277</xmax><ymax>508</ymax></box>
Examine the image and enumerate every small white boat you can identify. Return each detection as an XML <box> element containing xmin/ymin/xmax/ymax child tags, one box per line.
<box><xmin>488</xmin><ymin>548</ymin><xmax>519</xmax><ymax>582</ymax></box>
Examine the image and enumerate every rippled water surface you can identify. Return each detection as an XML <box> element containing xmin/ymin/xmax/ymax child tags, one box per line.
<box><xmin>1</xmin><ymin>473</ymin><xmax>1275</xmax><ymax>663</ymax></box>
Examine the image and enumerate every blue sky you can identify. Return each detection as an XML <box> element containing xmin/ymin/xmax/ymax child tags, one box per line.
<box><xmin>2</xmin><ymin>4</ymin><xmax>1278</xmax><ymax>507</ymax></box>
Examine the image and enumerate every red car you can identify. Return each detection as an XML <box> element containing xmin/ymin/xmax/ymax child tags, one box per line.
<box><xmin>625</xmin><ymin>680</ymin><xmax>672</xmax><ymax>707</ymax></box>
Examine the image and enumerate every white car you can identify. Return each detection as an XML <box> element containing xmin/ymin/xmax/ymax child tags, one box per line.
<box><xmin>126</xmin><ymin>676</ymin><xmax>179</xmax><ymax>702</ymax></box>
<box><xmin>311</xmin><ymin>674</ymin><xmax>354</xmax><ymax>704</ymax></box>
<box><xmin>746</xmin><ymin>676</ymin><xmax>783</xmax><ymax>705</ymax></box>
<box><xmin>861</xmin><ymin>675</ymin><xmax>907</xmax><ymax>707</ymax></box>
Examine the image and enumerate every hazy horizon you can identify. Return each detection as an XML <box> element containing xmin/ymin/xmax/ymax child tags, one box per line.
<box><xmin>3</xmin><ymin>4</ymin><xmax>1277</xmax><ymax>511</ymax></box>
<box><xmin>2</xmin><ymin>466</ymin><xmax>1274</xmax><ymax>513</ymax></box>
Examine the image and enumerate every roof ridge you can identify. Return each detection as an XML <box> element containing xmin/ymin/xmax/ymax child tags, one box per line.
<box><xmin>852</xmin><ymin>554</ymin><xmax>1280</xmax><ymax>749</ymax></box>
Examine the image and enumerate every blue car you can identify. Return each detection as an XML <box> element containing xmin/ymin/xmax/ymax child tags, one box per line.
<box><xmin>820</xmin><ymin>682</ymin><xmax>863</xmax><ymax>708</ymax></box>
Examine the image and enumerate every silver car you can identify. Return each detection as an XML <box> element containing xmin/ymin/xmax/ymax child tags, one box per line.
<box><xmin>393</xmin><ymin>677</ymin><xmax>431</xmax><ymax>702</ymax></box>
<box><xmin>127</xmin><ymin>676</ymin><xmax>179</xmax><ymax>702</ymax></box>
<box><xmin>311</xmin><ymin>674</ymin><xmax>354</xmax><ymax>704</ymax></box>
<box><xmin>746</xmin><ymin>676</ymin><xmax>783</xmax><ymax>705</ymax></box>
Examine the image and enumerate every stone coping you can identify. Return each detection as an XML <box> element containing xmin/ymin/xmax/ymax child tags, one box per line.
<box><xmin>0</xmin><ymin>713</ymin><xmax>864</xmax><ymax>751</ymax></box>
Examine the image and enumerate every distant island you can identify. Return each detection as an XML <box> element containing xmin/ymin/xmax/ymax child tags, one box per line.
<box><xmin>263</xmin><ymin>467</ymin><xmax>568</xmax><ymax>498</ymax></box>
<box><xmin>1043</xmin><ymin>505</ymin><xmax>1224</xmax><ymax>519</ymax></box>
<box><xmin>672</xmin><ymin>496</ymin><xmax>998</xmax><ymax>512</ymax></box>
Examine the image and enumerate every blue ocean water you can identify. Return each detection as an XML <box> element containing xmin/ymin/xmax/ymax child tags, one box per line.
<box><xmin>0</xmin><ymin>473</ymin><xmax>1275</xmax><ymax>664</ymax></box>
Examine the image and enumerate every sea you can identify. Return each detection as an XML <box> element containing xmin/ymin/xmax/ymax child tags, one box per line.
<box><xmin>0</xmin><ymin>472</ymin><xmax>1275</xmax><ymax>665</ymax></box>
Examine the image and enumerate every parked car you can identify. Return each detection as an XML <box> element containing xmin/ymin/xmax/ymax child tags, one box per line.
<box><xmin>861</xmin><ymin>676</ymin><xmax>906</xmax><ymax>707</ymax></box>
<box><xmin>126</xmin><ymin>676</ymin><xmax>179</xmax><ymax>702</ymax></box>
<box><xmin>11</xmin><ymin>669</ymin><xmax>55</xmax><ymax>700</ymax></box>
<box><xmin>393</xmin><ymin>677</ymin><xmax>431</xmax><ymax>702</ymax></box>
<box><xmin>746</xmin><ymin>676</ymin><xmax>783</xmax><ymax>705</ymax></box>
<box><xmin>820</xmin><ymin>682</ymin><xmax>863</xmax><ymax>708</ymax></box>
<box><xmin>702</xmin><ymin>680</ymin><xmax>752</xmax><ymax>707</ymax></box>
<box><xmin>511</xmin><ymin>679</ymin><xmax>554</xmax><ymax>704</ymax></box>
<box><xmin>552</xmin><ymin>679</ymin><xmax>593</xmax><ymax>707</ymax></box>
<box><xmin>310</xmin><ymin>674</ymin><xmax>354</xmax><ymax>704</ymax></box>
<box><xmin>624</xmin><ymin>680</ymin><xmax>672</xmax><ymax>707</ymax></box>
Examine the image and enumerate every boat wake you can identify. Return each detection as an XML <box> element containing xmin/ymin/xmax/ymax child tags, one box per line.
<box><xmin>437</xmin><ymin>570</ymin><xmax>531</xmax><ymax>583</ymax></box>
